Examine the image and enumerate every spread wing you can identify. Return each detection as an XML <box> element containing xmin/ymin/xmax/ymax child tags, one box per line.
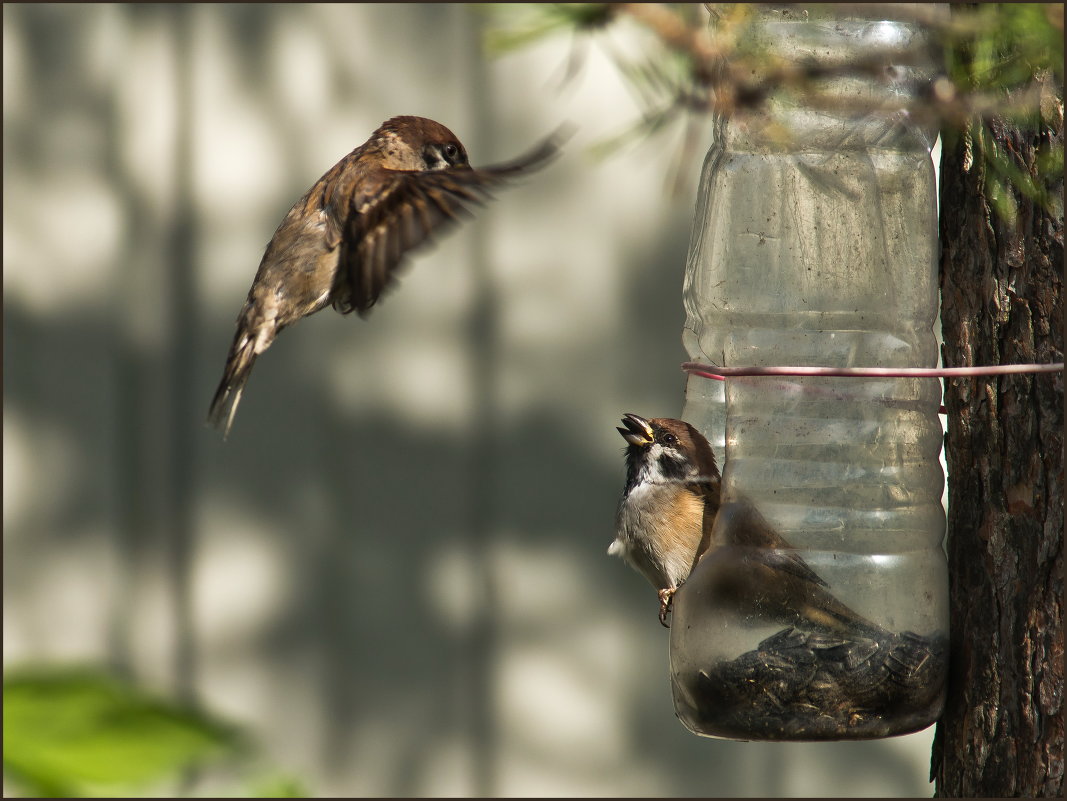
<box><xmin>332</xmin><ymin>136</ymin><xmax>561</xmax><ymax>317</ymax></box>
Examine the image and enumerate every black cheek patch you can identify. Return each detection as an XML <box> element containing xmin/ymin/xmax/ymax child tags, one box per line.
<box><xmin>658</xmin><ymin>452</ymin><xmax>689</xmax><ymax>482</ymax></box>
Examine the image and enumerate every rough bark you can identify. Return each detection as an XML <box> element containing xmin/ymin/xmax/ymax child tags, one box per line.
<box><xmin>932</xmin><ymin>105</ymin><xmax>1064</xmax><ymax>796</ymax></box>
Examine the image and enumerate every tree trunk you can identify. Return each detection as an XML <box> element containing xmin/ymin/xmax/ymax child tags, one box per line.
<box><xmin>932</xmin><ymin>98</ymin><xmax>1064</xmax><ymax>796</ymax></box>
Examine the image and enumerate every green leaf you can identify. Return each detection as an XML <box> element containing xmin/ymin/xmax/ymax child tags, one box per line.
<box><xmin>3</xmin><ymin>667</ymin><xmax>242</xmax><ymax>797</ymax></box>
<box><xmin>480</xmin><ymin>3</ymin><xmax>612</xmax><ymax>56</ymax></box>
<box><xmin>246</xmin><ymin>774</ymin><xmax>313</xmax><ymax>798</ymax></box>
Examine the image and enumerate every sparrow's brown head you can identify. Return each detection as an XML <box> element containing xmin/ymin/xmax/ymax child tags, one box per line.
<box><xmin>371</xmin><ymin>116</ymin><xmax>471</xmax><ymax>171</ymax></box>
<box><xmin>617</xmin><ymin>413</ymin><xmax>720</xmax><ymax>495</ymax></box>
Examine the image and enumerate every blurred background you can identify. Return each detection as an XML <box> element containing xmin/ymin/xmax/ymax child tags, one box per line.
<box><xmin>4</xmin><ymin>4</ymin><xmax>937</xmax><ymax>796</ymax></box>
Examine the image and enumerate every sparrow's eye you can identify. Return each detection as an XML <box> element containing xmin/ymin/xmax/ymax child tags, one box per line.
<box><xmin>424</xmin><ymin>143</ymin><xmax>460</xmax><ymax>170</ymax></box>
<box><xmin>662</xmin><ymin>432</ymin><xmax>678</xmax><ymax>446</ymax></box>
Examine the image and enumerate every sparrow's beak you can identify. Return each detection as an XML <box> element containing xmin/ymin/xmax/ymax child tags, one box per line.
<box><xmin>617</xmin><ymin>413</ymin><xmax>654</xmax><ymax>447</ymax></box>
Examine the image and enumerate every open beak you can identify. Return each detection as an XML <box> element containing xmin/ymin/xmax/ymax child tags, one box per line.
<box><xmin>617</xmin><ymin>413</ymin><xmax>654</xmax><ymax>447</ymax></box>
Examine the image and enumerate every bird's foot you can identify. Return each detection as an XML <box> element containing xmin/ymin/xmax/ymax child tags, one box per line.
<box><xmin>658</xmin><ymin>587</ymin><xmax>676</xmax><ymax>628</ymax></box>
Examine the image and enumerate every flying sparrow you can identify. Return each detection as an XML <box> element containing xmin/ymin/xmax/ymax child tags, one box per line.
<box><xmin>209</xmin><ymin>115</ymin><xmax>563</xmax><ymax>437</ymax></box>
<box><xmin>612</xmin><ymin>413</ymin><xmax>882</xmax><ymax>636</ymax></box>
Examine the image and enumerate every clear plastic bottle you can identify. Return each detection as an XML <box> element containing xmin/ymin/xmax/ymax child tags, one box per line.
<box><xmin>672</xmin><ymin>5</ymin><xmax>948</xmax><ymax>740</ymax></box>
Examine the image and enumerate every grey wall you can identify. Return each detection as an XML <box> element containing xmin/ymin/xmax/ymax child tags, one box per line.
<box><xmin>3</xmin><ymin>4</ymin><xmax>936</xmax><ymax>796</ymax></box>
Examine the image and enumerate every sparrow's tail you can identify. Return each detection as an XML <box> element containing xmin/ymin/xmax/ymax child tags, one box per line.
<box><xmin>208</xmin><ymin>326</ymin><xmax>260</xmax><ymax>440</ymax></box>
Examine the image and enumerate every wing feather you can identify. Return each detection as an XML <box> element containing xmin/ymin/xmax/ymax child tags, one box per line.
<box><xmin>332</xmin><ymin>132</ymin><xmax>564</xmax><ymax>317</ymax></box>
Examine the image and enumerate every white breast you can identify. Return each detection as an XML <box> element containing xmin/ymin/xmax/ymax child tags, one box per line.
<box><xmin>611</xmin><ymin>482</ymin><xmax>703</xmax><ymax>592</ymax></box>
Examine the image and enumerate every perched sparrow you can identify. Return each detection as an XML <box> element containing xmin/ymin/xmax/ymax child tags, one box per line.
<box><xmin>693</xmin><ymin>499</ymin><xmax>885</xmax><ymax>639</ymax></box>
<box><xmin>612</xmin><ymin>414</ymin><xmax>721</xmax><ymax>626</ymax></box>
<box><xmin>209</xmin><ymin>115</ymin><xmax>563</xmax><ymax>437</ymax></box>
<box><xmin>612</xmin><ymin>413</ymin><xmax>882</xmax><ymax>637</ymax></box>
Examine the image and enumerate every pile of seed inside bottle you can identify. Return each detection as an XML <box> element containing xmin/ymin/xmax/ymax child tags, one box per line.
<box><xmin>689</xmin><ymin>627</ymin><xmax>948</xmax><ymax>740</ymax></box>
